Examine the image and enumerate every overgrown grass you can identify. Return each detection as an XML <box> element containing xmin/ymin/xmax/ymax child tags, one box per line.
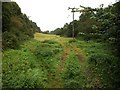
<box><xmin>76</xmin><ymin>40</ymin><xmax>113</xmax><ymax>56</ymax></box>
<box><xmin>62</xmin><ymin>52</ymin><xmax>85</xmax><ymax>88</ymax></box>
<box><xmin>76</xmin><ymin>40</ymin><xmax>120</xmax><ymax>88</ymax></box>
<box><xmin>2</xmin><ymin>39</ymin><xmax>63</xmax><ymax>88</ymax></box>
<box><xmin>2</xmin><ymin>33</ymin><xmax>120</xmax><ymax>88</ymax></box>
<box><xmin>2</xmin><ymin>49</ymin><xmax>46</xmax><ymax>88</ymax></box>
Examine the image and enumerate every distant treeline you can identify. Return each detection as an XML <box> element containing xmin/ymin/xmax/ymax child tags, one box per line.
<box><xmin>51</xmin><ymin>1</ymin><xmax>120</xmax><ymax>57</ymax></box>
<box><xmin>2</xmin><ymin>2</ymin><xmax>41</xmax><ymax>50</ymax></box>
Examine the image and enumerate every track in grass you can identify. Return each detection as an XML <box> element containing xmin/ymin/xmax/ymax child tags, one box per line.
<box><xmin>3</xmin><ymin>33</ymin><xmax>116</xmax><ymax>88</ymax></box>
<box><xmin>34</xmin><ymin>33</ymin><xmax>87</xmax><ymax>88</ymax></box>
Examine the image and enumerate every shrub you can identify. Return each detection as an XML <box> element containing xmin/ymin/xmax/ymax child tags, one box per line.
<box><xmin>88</xmin><ymin>53</ymin><xmax>120</xmax><ymax>88</ymax></box>
<box><xmin>88</xmin><ymin>53</ymin><xmax>115</xmax><ymax>66</ymax></box>
<box><xmin>2</xmin><ymin>31</ymin><xmax>19</xmax><ymax>49</ymax></box>
<box><xmin>41</xmin><ymin>40</ymin><xmax>57</xmax><ymax>44</ymax></box>
<box><xmin>34</xmin><ymin>46</ymin><xmax>53</xmax><ymax>60</ymax></box>
<box><xmin>34</xmin><ymin>41</ymin><xmax>62</xmax><ymax>60</ymax></box>
<box><xmin>68</xmin><ymin>39</ymin><xmax>77</xmax><ymax>43</ymax></box>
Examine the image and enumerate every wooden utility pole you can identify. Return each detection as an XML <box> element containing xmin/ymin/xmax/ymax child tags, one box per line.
<box><xmin>68</xmin><ymin>6</ymin><xmax>97</xmax><ymax>38</ymax></box>
<box><xmin>68</xmin><ymin>7</ymin><xmax>80</xmax><ymax>38</ymax></box>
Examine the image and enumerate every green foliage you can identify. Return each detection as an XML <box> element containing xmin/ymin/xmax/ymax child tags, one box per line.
<box><xmin>51</xmin><ymin>9</ymin><xmax>101</xmax><ymax>39</ymax></box>
<box><xmin>62</xmin><ymin>52</ymin><xmax>84</xmax><ymax>88</ymax></box>
<box><xmin>76</xmin><ymin>40</ymin><xmax>120</xmax><ymax>88</ymax></box>
<box><xmin>77</xmin><ymin>40</ymin><xmax>112</xmax><ymax>57</ymax></box>
<box><xmin>2</xmin><ymin>39</ymin><xmax>63</xmax><ymax>88</ymax></box>
<box><xmin>88</xmin><ymin>53</ymin><xmax>120</xmax><ymax>88</ymax></box>
<box><xmin>68</xmin><ymin>39</ymin><xmax>77</xmax><ymax>43</ymax></box>
<box><xmin>2</xmin><ymin>2</ymin><xmax>41</xmax><ymax>50</ymax></box>
<box><xmin>34</xmin><ymin>46</ymin><xmax>54</xmax><ymax>59</ymax></box>
<box><xmin>92</xmin><ymin>2</ymin><xmax>120</xmax><ymax>56</ymax></box>
<box><xmin>34</xmin><ymin>40</ymin><xmax>62</xmax><ymax>60</ymax></box>
<box><xmin>2</xmin><ymin>49</ymin><xmax>47</xmax><ymax>88</ymax></box>
<box><xmin>2</xmin><ymin>31</ymin><xmax>19</xmax><ymax>49</ymax></box>
<box><xmin>64</xmin><ymin>80</ymin><xmax>81</xmax><ymax>88</ymax></box>
<box><xmin>42</xmin><ymin>30</ymin><xmax>50</xmax><ymax>34</ymax></box>
<box><xmin>51</xmin><ymin>2</ymin><xmax>120</xmax><ymax>57</ymax></box>
<box><xmin>2</xmin><ymin>1</ymin><xmax>120</xmax><ymax>88</ymax></box>
<box><xmin>3</xmin><ymin>33</ymin><xmax>120</xmax><ymax>88</ymax></box>
<box><xmin>50</xmin><ymin>28</ymin><xmax>62</xmax><ymax>35</ymax></box>
<box><xmin>51</xmin><ymin>2</ymin><xmax>120</xmax><ymax>87</ymax></box>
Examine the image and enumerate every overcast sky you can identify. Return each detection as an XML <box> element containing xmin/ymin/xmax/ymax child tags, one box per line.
<box><xmin>14</xmin><ymin>0</ymin><xmax>116</xmax><ymax>31</ymax></box>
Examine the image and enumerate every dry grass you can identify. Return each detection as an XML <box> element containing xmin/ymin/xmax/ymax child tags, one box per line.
<box><xmin>34</xmin><ymin>33</ymin><xmax>59</xmax><ymax>41</ymax></box>
<box><xmin>34</xmin><ymin>33</ymin><xmax>72</xmax><ymax>44</ymax></box>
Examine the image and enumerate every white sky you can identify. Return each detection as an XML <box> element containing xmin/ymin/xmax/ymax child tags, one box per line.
<box><xmin>15</xmin><ymin>0</ymin><xmax>116</xmax><ymax>31</ymax></box>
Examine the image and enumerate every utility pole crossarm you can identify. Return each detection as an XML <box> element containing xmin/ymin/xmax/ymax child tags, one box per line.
<box><xmin>68</xmin><ymin>7</ymin><xmax>80</xmax><ymax>12</ymax></box>
<box><xmin>68</xmin><ymin>6</ymin><xmax>96</xmax><ymax>38</ymax></box>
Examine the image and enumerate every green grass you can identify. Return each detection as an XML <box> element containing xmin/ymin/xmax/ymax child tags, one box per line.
<box><xmin>62</xmin><ymin>51</ymin><xmax>85</xmax><ymax>88</ymax></box>
<box><xmin>2</xmin><ymin>38</ymin><xmax>63</xmax><ymax>88</ymax></box>
<box><xmin>2</xmin><ymin>33</ymin><xmax>119</xmax><ymax>88</ymax></box>
<box><xmin>75</xmin><ymin>40</ymin><xmax>119</xmax><ymax>88</ymax></box>
<box><xmin>76</xmin><ymin>40</ymin><xmax>113</xmax><ymax>56</ymax></box>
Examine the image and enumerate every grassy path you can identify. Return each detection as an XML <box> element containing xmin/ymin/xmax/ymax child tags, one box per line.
<box><xmin>48</xmin><ymin>46</ymin><xmax>71</xmax><ymax>88</ymax></box>
<box><xmin>35</xmin><ymin>33</ymin><xmax>71</xmax><ymax>88</ymax></box>
<box><xmin>3</xmin><ymin>33</ymin><xmax>115</xmax><ymax>88</ymax></box>
<box><xmin>34</xmin><ymin>33</ymin><xmax>86</xmax><ymax>88</ymax></box>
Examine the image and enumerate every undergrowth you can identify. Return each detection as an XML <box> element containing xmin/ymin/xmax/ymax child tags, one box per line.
<box><xmin>2</xmin><ymin>39</ymin><xmax>63</xmax><ymax>88</ymax></box>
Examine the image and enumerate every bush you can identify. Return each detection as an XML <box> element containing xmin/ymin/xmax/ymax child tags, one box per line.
<box><xmin>34</xmin><ymin>41</ymin><xmax>62</xmax><ymax>60</ymax></box>
<box><xmin>88</xmin><ymin>53</ymin><xmax>112</xmax><ymax>65</ymax></box>
<box><xmin>68</xmin><ymin>39</ymin><xmax>77</xmax><ymax>43</ymax></box>
<box><xmin>88</xmin><ymin>53</ymin><xmax>120</xmax><ymax>88</ymax></box>
<box><xmin>34</xmin><ymin>46</ymin><xmax>53</xmax><ymax>59</ymax></box>
<box><xmin>2</xmin><ymin>31</ymin><xmax>19</xmax><ymax>49</ymax></box>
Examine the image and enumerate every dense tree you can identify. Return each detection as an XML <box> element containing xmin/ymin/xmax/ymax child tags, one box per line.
<box><xmin>2</xmin><ymin>2</ymin><xmax>41</xmax><ymax>50</ymax></box>
<box><xmin>51</xmin><ymin>28</ymin><xmax>62</xmax><ymax>35</ymax></box>
<box><xmin>42</xmin><ymin>30</ymin><xmax>50</xmax><ymax>34</ymax></box>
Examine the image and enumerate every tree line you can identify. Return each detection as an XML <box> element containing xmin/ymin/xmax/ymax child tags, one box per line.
<box><xmin>2</xmin><ymin>2</ymin><xmax>41</xmax><ymax>50</ymax></box>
